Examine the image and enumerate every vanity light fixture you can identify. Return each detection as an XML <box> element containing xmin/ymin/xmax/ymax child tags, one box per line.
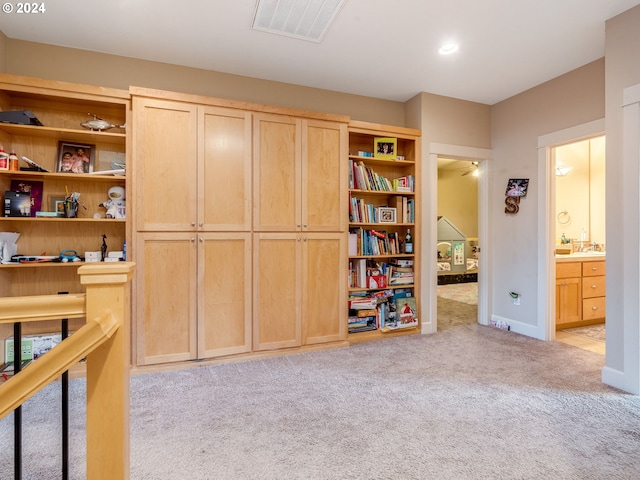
<box><xmin>438</xmin><ymin>43</ymin><xmax>459</xmax><ymax>55</ymax></box>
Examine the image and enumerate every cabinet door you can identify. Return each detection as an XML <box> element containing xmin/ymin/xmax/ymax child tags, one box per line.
<box><xmin>253</xmin><ymin>233</ymin><xmax>302</xmax><ymax>350</ymax></box>
<box><xmin>199</xmin><ymin>106</ymin><xmax>252</xmax><ymax>231</ymax></box>
<box><xmin>253</xmin><ymin>114</ymin><xmax>301</xmax><ymax>231</ymax></box>
<box><xmin>556</xmin><ymin>277</ymin><xmax>581</xmax><ymax>326</ymax></box>
<box><xmin>302</xmin><ymin>120</ymin><xmax>348</xmax><ymax>232</ymax></box>
<box><xmin>303</xmin><ymin>233</ymin><xmax>346</xmax><ymax>344</ymax></box>
<box><xmin>198</xmin><ymin>233</ymin><xmax>252</xmax><ymax>358</ymax></box>
<box><xmin>136</xmin><ymin>232</ymin><xmax>197</xmax><ymax>365</ymax></box>
<box><xmin>133</xmin><ymin>97</ymin><xmax>198</xmax><ymax>231</ymax></box>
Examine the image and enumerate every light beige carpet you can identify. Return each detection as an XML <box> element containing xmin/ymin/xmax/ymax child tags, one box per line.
<box><xmin>4</xmin><ymin>323</ymin><xmax>638</xmax><ymax>479</ymax></box>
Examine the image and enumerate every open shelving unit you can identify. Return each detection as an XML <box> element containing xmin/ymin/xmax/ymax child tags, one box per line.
<box><xmin>0</xmin><ymin>73</ymin><xmax>130</xmax><ymax>363</ymax></box>
<box><xmin>346</xmin><ymin>121</ymin><xmax>421</xmax><ymax>342</ymax></box>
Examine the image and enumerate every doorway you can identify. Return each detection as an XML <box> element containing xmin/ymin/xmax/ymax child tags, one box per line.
<box><xmin>553</xmin><ymin>135</ymin><xmax>606</xmax><ymax>354</ymax></box>
<box><xmin>436</xmin><ymin>158</ymin><xmax>479</xmax><ymax>330</ymax></box>
<box><xmin>537</xmin><ymin>118</ymin><xmax>605</xmax><ymax>344</ymax></box>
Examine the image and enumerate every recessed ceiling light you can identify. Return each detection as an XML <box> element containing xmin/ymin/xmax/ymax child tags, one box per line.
<box><xmin>252</xmin><ymin>0</ymin><xmax>347</xmax><ymax>43</ymax></box>
<box><xmin>438</xmin><ymin>43</ymin><xmax>459</xmax><ymax>55</ymax></box>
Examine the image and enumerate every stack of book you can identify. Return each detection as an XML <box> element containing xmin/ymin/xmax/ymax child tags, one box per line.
<box><xmin>387</xmin><ymin>258</ymin><xmax>414</xmax><ymax>286</ymax></box>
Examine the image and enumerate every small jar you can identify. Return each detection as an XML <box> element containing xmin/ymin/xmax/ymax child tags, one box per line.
<box><xmin>8</xmin><ymin>150</ymin><xmax>19</xmax><ymax>171</ymax></box>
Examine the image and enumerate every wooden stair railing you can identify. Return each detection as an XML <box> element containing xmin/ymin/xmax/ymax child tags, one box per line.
<box><xmin>0</xmin><ymin>262</ymin><xmax>135</xmax><ymax>480</ymax></box>
<box><xmin>0</xmin><ymin>309</ymin><xmax>118</xmax><ymax>418</ymax></box>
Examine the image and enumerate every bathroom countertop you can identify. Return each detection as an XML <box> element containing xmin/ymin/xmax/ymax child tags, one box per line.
<box><xmin>555</xmin><ymin>252</ymin><xmax>606</xmax><ymax>262</ymax></box>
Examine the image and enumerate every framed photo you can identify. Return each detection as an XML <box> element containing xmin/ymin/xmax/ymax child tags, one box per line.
<box><xmin>374</xmin><ymin>137</ymin><xmax>397</xmax><ymax>159</ymax></box>
<box><xmin>378</xmin><ymin>207</ymin><xmax>397</xmax><ymax>223</ymax></box>
<box><xmin>57</xmin><ymin>141</ymin><xmax>95</xmax><ymax>173</ymax></box>
<box><xmin>505</xmin><ymin>178</ymin><xmax>529</xmax><ymax>197</ymax></box>
<box><xmin>48</xmin><ymin>195</ymin><xmax>66</xmax><ymax>216</ymax></box>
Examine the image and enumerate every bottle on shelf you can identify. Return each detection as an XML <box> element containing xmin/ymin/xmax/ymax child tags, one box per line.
<box><xmin>0</xmin><ymin>145</ymin><xmax>8</xmax><ymax>170</ymax></box>
<box><xmin>404</xmin><ymin>228</ymin><xmax>413</xmax><ymax>254</ymax></box>
<box><xmin>8</xmin><ymin>149</ymin><xmax>19</xmax><ymax>171</ymax></box>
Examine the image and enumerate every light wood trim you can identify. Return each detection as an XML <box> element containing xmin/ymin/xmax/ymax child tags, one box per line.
<box><xmin>130</xmin><ymin>86</ymin><xmax>350</xmax><ymax>123</ymax></box>
<box><xmin>348</xmin><ymin>120</ymin><xmax>421</xmax><ymax>138</ymax></box>
<box><xmin>80</xmin><ymin>262</ymin><xmax>135</xmax><ymax>480</ymax></box>
<box><xmin>0</xmin><ymin>309</ymin><xmax>118</xmax><ymax>419</ymax></box>
<box><xmin>0</xmin><ymin>293</ymin><xmax>86</xmax><ymax>323</ymax></box>
<box><xmin>0</xmin><ymin>73</ymin><xmax>129</xmax><ymax>103</ymax></box>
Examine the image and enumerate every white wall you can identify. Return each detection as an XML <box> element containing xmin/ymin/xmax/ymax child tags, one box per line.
<box><xmin>490</xmin><ymin>60</ymin><xmax>605</xmax><ymax>338</ymax></box>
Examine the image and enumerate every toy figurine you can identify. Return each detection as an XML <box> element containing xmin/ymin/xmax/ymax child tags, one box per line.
<box><xmin>101</xmin><ymin>234</ymin><xmax>107</xmax><ymax>262</ymax></box>
<box><xmin>100</xmin><ymin>186</ymin><xmax>126</xmax><ymax>219</ymax></box>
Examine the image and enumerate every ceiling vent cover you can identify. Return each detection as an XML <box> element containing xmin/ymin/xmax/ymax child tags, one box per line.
<box><xmin>252</xmin><ymin>0</ymin><xmax>346</xmax><ymax>43</ymax></box>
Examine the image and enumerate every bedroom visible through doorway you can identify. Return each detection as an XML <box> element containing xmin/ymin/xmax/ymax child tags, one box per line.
<box><xmin>436</xmin><ymin>157</ymin><xmax>479</xmax><ymax>331</ymax></box>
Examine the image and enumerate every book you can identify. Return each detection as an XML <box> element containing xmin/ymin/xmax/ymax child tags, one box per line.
<box><xmin>10</xmin><ymin>179</ymin><xmax>44</xmax><ymax>217</ymax></box>
<box><xmin>4</xmin><ymin>191</ymin><xmax>31</xmax><ymax>217</ymax></box>
<box><xmin>393</xmin><ymin>297</ymin><xmax>418</xmax><ymax>328</ymax></box>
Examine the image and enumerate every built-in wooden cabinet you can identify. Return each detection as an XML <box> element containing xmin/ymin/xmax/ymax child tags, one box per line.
<box><xmin>253</xmin><ymin>114</ymin><xmax>347</xmax><ymax>232</ymax></box>
<box><xmin>581</xmin><ymin>260</ymin><xmax>606</xmax><ymax>322</ymax></box>
<box><xmin>132</xmin><ymin>88</ymin><xmax>349</xmax><ymax>367</ymax></box>
<box><xmin>253</xmin><ymin>232</ymin><xmax>345</xmax><ymax>351</ymax></box>
<box><xmin>0</xmin><ymin>74</ymin><xmax>129</xmax><ymax>362</ymax></box>
<box><xmin>556</xmin><ymin>258</ymin><xmax>606</xmax><ymax>328</ymax></box>
<box><xmin>131</xmin><ymin>91</ymin><xmax>254</xmax><ymax>365</ymax></box>
<box><xmin>556</xmin><ymin>262</ymin><xmax>582</xmax><ymax>326</ymax></box>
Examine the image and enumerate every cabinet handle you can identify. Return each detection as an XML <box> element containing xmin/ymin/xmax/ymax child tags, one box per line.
<box><xmin>191</xmin><ymin>222</ymin><xmax>196</xmax><ymax>227</ymax></box>
<box><xmin>303</xmin><ymin>224</ymin><xmax>308</xmax><ymax>228</ymax></box>
<box><xmin>303</xmin><ymin>237</ymin><xmax>307</xmax><ymax>242</ymax></box>
<box><xmin>591</xmin><ymin>266</ymin><xmax>598</xmax><ymax>271</ymax></box>
<box><xmin>297</xmin><ymin>237</ymin><xmax>301</xmax><ymax>241</ymax></box>
<box><xmin>591</xmin><ymin>285</ymin><xmax>597</xmax><ymax>289</ymax></box>
<box><xmin>297</xmin><ymin>224</ymin><xmax>301</xmax><ymax>228</ymax></box>
<box><xmin>199</xmin><ymin>237</ymin><xmax>204</xmax><ymax>243</ymax></box>
<box><xmin>199</xmin><ymin>222</ymin><xmax>203</xmax><ymax>227</ymax></box>
<box><xmin>592</xmin><ymin>306</ymin><xmax>598</xmax><ymax>310</ymax></box>
<box><xmin>191</xmin><ymin>238</ymin><xmax>195</xmax><ymax>242</ymax></box>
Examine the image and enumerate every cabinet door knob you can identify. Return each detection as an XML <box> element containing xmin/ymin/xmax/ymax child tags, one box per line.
<box><xmin>592</xmin><ymin>306</ymin><xmax>598</xmax><ymax>310</ymax></box>
<box><xmin>591</xmin><ymin>285</ymin><xmax>597</xmax><ymax>289</ymax></box>
<box><xmin>592</xmin><ymin>266</ymin><xmax>598</xmax><ymax>271</ymax></box>
<box><xmin>191</xmin><ymin>222</ymin><xmax>196</xmax><ymax>227</ymax></box>
<box><xmin>199</xmin><ymin>222</ymin><xmax>203</xmax><ymax>227</ymax></box>
<box><xmin>191</xmin><ymin>238</ymin><xmax>195</xmax><ymax>242</ymax></box>
<box><xmin>199</xmin><ymin>237</ymin><xmax>204</xmax><ymax>243</ymax></box>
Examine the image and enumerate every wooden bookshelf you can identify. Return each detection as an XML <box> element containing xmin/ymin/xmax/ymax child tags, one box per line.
<box><xmin>346</xmin><ymin>121</ymin><xmax>421</xmax><ymax>341</ymax></box>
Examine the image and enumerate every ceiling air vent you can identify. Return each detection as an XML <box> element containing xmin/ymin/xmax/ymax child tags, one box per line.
<box><xmin>252</xmin><ymin>0</ymin><xmax>346</xmax><ymax>43</ymax></box>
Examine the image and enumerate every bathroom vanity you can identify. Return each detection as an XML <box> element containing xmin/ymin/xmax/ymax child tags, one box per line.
<box><xmin>556</xmin><ymin>253</ymin><xmax>606</xmax><ymax>329</ymax></box>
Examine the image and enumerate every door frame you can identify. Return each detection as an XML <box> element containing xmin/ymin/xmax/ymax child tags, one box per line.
<box><xmin>537</xmin><ymin>118</ymin><xmax>605</xmax><ymax>341</ymax></box>
<box><xmin>425</xmin><ymin>143</ymin><xmax>491</xmax><ymax>334</ymax></box>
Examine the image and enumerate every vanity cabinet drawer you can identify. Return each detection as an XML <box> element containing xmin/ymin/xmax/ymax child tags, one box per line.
<box><xmin>557</xmin><ymin>262</ymin><xmax>581</xmax><ymax>278</ymax></box>
<box><xmin>583</xmin><ymin>261</ymin><xmax>606</xmax><ymax>277</ymax></box>
<box><xmin>582</xmin><ymin>276</ymin><xmax>606</xmax><ymax>299</ymax></box>
<box><xmin>583</xmin><ymin>297</ymin><xmax>606</xmax><ymax>321</ymax></box>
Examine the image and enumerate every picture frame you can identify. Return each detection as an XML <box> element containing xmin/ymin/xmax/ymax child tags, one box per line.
<box><xmin>56</xmin><ymin>141</ymin><xmax>95</xmax><ymax>173</ymax></box>
<box><xmin>374</xmin><ymin>137</ymin><xmax>397</xmax><ymax>159</ymax></box>
<box><xmin>378</xmin><ymin>207</ymin><xmax>397</xmax><ymax>223</ymax></box>
<box><xmin>505</xmin><ymin>178</ymin><xmax>529</xmax><ymax>197</ymax></box>
<box><xmin>48</xmin><ymin>194</ymin><xmax>66</xmax><ymax>216</ymax></box>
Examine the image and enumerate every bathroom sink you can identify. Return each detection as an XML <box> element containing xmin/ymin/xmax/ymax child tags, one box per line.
<box><xmin>565</xmin><ymin>251</ymin><xmax>606</xmax><ymax>257</ymax></box>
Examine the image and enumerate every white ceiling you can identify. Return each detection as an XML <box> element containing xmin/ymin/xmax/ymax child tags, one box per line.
<box><xmin>0</xmin><ymin>0</ymin><xmax>639</xmax><ymax>105</ymax></box>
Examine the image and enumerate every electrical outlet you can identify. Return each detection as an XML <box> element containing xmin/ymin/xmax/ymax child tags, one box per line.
<box><xmin>513</xmin><ymin>296</ymin><xmax>520</xmax><ymax>306</ymax></box>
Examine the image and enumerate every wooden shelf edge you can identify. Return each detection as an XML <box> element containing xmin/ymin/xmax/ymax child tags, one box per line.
<box><xmin>349</xmin><ymin>188</ymin><xmax>415</xmax><ymax>195</ymax></box>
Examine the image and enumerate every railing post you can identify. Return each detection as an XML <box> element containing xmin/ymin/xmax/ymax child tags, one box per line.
<box><xmin>78</xmin><ymin>262</ymin><xmax>135</xmax><ymax>480</ymax></box>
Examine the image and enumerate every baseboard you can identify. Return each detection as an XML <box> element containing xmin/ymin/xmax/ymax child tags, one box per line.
<box><xmin>490</xmin><ymin>314</ymin><xmax>545</xmax><ymax>340</ymax></box>
<box><xmin>601</xmin><ymin>366</ymin><xmax>629</xmax><ymax>393</ymax></box>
